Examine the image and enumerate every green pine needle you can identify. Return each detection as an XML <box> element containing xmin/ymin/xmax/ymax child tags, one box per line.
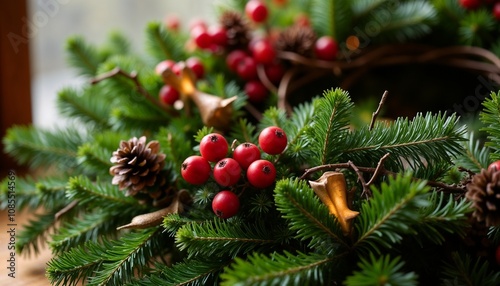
<box><xmin>344</xmin><ymin>254</ymin><xmax>418</xmax><ymax>286</ymax></box>
<box><xmin>65</xmin><ymin>36</ymin><xmax>103</xmax><ymax>76</ymax></box>
<box><xmin>145</xmin><ymin>22</ymin><xmax>187</xmax><ymax>62</ymax></box>
<box><xmin>453</xmin><ymin>132</ymin><xmax>490</xmax><ymax>173</ymax></box>
<box><xmin>480</xmin><ymin>91</ymin><xmax>500</xmax><ymax>160</ymax></box>
<box><xmin>441</xmin><ymin>252</ymin><xmax>500</xmax><ymax>286</ymax></box>
<box><xmin>310</xmin><ymin>0</ymin><xmax>352</xmax><ymax>40</ymax></box>
<box><xmin>220</xmin><ymin>251</ymin><xmax>335</xmax><ymax>286</ymax></box>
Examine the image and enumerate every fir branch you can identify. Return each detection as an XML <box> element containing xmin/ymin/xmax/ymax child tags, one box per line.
<box><xmin>157</xmin><ymin>124</ymin><xmax>195</xmax><ymax>180</ymax></box>
<box><xmin>441</xmin><ymin>252</ymin><xmax>500</xmax><ymax>286</ymax></box>
<box><xmin>310</xmin><ymin>0</ymin><xmax>352</xmax><ymax>40</ymax></box>
<box><xmin>2</xmin><ymin>125</ymin><xmax>86</xmax><ymax>171</ymax></box>
<box><xmin>88</xmin><ymin>228</ymin><xmax>167</xmax><ymax>286</ymax></box>
<box><xmin>459</xmin><ymin>8</ymin><xmax>495</xmax><ymax>47</ymax></box>
<box><xmin>274</xmin><ymin>178</ymin><xmax>348</xmax><ymax>251</ymax></box>
<box><xmin>412</xmin><ymin>192</ymin><xmax>472</xmax><ymax>245</ymax></box>
<box><xmin>57</xmin><ymin>86</ymin><xmax>112</xmax><ymax>129</ymax></box>
<box><xmin>77</xmin><ymin>143</ymin><xmax>114</xmax><ymax>174</ymax></box>
<box><xmin>17</xmin><ymin>210</ymin><xmax>65</xmax><ymax>256</ymax></box>
<box><xmin>453</xmin><ymin>132</ymin><xmax>490</xmax><ymax>173</ymax></box>
<box><xmin>220</xmin><ymin>251</ymin><xmax>336</xmax><ymax>286</ymax></box>
<box><xmin>101</xmin><ymin>31</ymin><xmax>130</xmax><ymax>56</ymax></box>
<box><xmin>480</xmin><ymin>91</ymin><xmax>500</xmax><ymax>160</ymax></box>
<box><xmin>343</xmin><ymin>112</ymin><xmax>465</xmax><ymax>176</ymax></box>
<box><xmin>65</xmin><ymin>36</ymin><xmax>103</xmax><ymax>76</ymax></box>
<box><xmin>145</xmin><ymin>22</ymin><xmax>187</xmax><ymax>62</ymax></box>
<box><xmin>344</xmin><ymin>254</ymin><xmax>418</xmax><ymax>286</ymax></box>
<box><xmin>229</xmin><ymin>118</ymin><xmax>258</xmax><ymax>144</ymax></box>
<box><xmin>175</xmin><ymin>219</ymin><xmax>277</xmax><ymax>258</ymax></box>
<box><xmin>257</xmin><ymin>106</ymin><xmax>289</xmax><ymax>131</ymax></box>
<box><xmin>66</xmin><ymin>176</ymin><xmax>142</xmax><ymax>210</ymax></box>
<box><xmin>134</xmin><ymin>258</ymin><xmax>229</xmax><ymax>286</ymax></box>
<box><xmin>353</xmin><ymin>173</ymin><xmax>431</xmax><ymax>254</ymax></box>
<box><xmin>308</xmin><ymin>88</ymin><xmax>354</xmax><ymax>166</ymax></box>
<box><xmin>47</xmin><ymin>240</ymin><xmax>109</xmax><ymax>286</ymax></box>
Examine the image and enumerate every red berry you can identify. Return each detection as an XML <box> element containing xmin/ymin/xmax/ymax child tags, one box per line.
<box><xmin>493</xmin><ymin>3</ymin><xmax>500</xmax><ymax>20</ymax></box>
<box><xmin>258</xmin><ymin>126</ymin><xmax>287</xmax><ymax>155</ymax></box>
<box><xmin>214</xmin><ymin>158</ymin><xmax>242</xmax><ymax>186</ymax></box>
<box><xmin>209</xmin><ymin>25</ymin><xmax>228</xmax><ymax>47</ymax></box>
<box><xmin>496</xmin><ymin>245</ymin><xmax>500</xmax><ymax>266</ymax></box>
<box><xmin>488</xmin><ymin>160</ymin><xmax>500</xmax><ymax>172</ymax></box>
<box><xmin>264</xmin><ymin>62</ymin><xmax>285</xmax><ymax>84</ymax></box>
<box><xmin>212</xmin><ymin>190</ymin><xmax>240</xmax><ymax>218</ymax></box>
<box><xmin>459</xmin><ymin>0</ymin><xmax>481</xmax><ymax>10</ymax></box>
<box><xmin>200</xmin><ymin>133</ymin><xmax>229</xmax><ymax>162</ymax></box>
<box><xmin>226</xmin><ymin>50</ymin><xmax>248</xmax><ymax>71</ymax></box>
<box><xmin>181</xmin><ymin>155</ymin><xmax>211</xmax><ymax>185</ymax></box>
<box><xmin>314</xmin><ymin>36</ymin><xmax>339</xmax><ymax>61</ymax></box>
<box><xmin>247</xmin><ymin>159</ymin><xmax>276</xmax><ymax>188</ymax></box>
<box><xmin>245</xmin><ymin>0</ymin><xmax>269</xmax><ymax>23</ymax></box>
<box><xmin>165</xmin><ymin>14</ymin><xmax>180</xmax><ymax>31</ymax></box>
<box><xmin>295</xmin><ymin>13</ymin><xmax>310</xmax><ymax>27</ymax></box>
<box><xmin>155</xmin><ymin>59</ymin><xmax>176</xmax><ymax>75</ymax></box>
<box><xmin>159</xmin><ymin>85</ymin><xmax>180</xmax><ymax>106</ymax></box>
<box><xmin>186</xmin><ymin>57</ymin><xmax>205</xmax><ymax>79</ymax></box>
<box><xmin>252</xmin><ymin>40</ymin><xmax>276</xmax><ymax>64</ymax></box>
<box><xmin>188</xmin><ymin>18</ymin><xmax>207</xmax><ymax>32</ymax></box>
<box><xmin>233</xmin><ymin>142</ymin><xmax>261</xmax><ymax>170</ymax></box>
<box><xmin>191</xmin><ymin>26</ymin><xmax>212</xmax><ymax>49</ymax></box>
<box><xmin>237</xmin><ymin>56</ymin><xmax>258</xmax><ymax>80</ymax></box>
<box><xmin>245</xmin><ymin>80</ymin><xmax>269</xmax><ymax>103</ymax></box>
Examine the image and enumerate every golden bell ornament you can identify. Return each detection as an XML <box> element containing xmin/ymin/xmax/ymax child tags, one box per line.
<box><xmin>159</xmin><ymin>63</ymin><xmax>237</xmax><ymax>130</ymax></box>
<box><xmin>309</xmin><ymin>171</ymin><xmax>359</xmax><ymax>235</ymax></box>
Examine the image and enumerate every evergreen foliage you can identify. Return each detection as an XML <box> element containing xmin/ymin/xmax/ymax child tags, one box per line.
<box><xmin>3</xmin><ymin>1</ymin><xmax>500</xmax><ymax>285</ymax></box>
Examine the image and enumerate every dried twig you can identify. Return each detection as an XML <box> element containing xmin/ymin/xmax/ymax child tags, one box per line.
<box><xmin>369</xmin><ymin>91</ymin><xmax>388</xmax><ymax>131</ymax></box>
<box><xmin>91</xmin><ymin>67</ymin><xmax>178</xmax><ymax>116</ymax></box>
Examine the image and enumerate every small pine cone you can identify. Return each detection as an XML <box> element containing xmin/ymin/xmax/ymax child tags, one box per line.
<box><xmin>275</xmin><ymin>24</ymin><xmax>317</xmax><ymax>57</ymax></box>
<box><xmin>466</xmin><ymin>168</ymin><xmax>500</xmax><ymax>226</ymax></box>
<box><xmin>220</xmin><ymin>10</ymin><xmax>250</xmax><ymax>50</ymax></box>
<box><xmin>109</xmin><ymin>136</ymin><xmax>166</xmax><ymax>196</ymax></box>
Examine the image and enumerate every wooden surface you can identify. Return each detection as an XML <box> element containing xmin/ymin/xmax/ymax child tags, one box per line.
<box><xmin>0</xmin><ymin>210</ymin><xmax>53</xmax><ymax>285</ymax></box>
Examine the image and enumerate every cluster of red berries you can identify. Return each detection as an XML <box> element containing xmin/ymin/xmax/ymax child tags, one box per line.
<box><xmin>459</xmin><ymin>0</ymin><xmax>500</xmax><ymax>20</ymax></box>
<box><xmin>154</xmin><ymin>57</ymin><xmax>205</xmax><ymax>106</ymax></box>
<box><xmin>181</xmin><ymin>126</ymin><xmax>288</xmax><ymax>218</ymax></box>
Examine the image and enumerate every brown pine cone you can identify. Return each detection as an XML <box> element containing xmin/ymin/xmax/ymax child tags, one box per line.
<box><xmin>466</xmin><ymin>168</ymin><xmax>500</xmax><ymax>226</ymax></box>
<box><xmin>109</xmin><ymin>136</ymin><xmax>166</xmax><ymax>196</ymax></box>
<box><xmin>220</xmin><ymin>10</ymin><xmax>250</xmax><ymax>51</ymax></box>
<box><xmin>275</xmin><ymin>24</ymin><xmax>317</xmax><ymax>57</ymax></box>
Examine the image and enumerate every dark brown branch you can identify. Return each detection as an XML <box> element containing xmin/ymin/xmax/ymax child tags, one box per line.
<box><xmin>91</xmin><ymin>67</ymin><xmax>178</xmax><ymax>116</ymax></box>
<box><xmin>347</xmin><ymin>161</ymin><xmax>371</xmax><ymax>198</ymax></box>
<box><xmin>366</xmin><ymin>153</ymin><xmax>390</xmax><ymax>187</ymax></box>
<box><xmin>369</xmin><ymin>90</ymin><xmax>388</xmax><ymax>131</ymax></box>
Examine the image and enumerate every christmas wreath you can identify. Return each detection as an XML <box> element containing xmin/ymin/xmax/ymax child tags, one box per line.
<box><xmin>3</xmin><ymin>0</ymin><xmax>500</xmax><ymax>285</ymax></box>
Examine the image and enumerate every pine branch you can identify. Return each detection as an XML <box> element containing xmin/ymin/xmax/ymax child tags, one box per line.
<box><xmin>353</xmin><ymin>173</ymin><xmax>431</xmax><ymax>254</ymax></box>
<box><xmin>274</xmin><ymin>178</ymin><xmax>348</xmax><ymax>251</ymax></box>
<box><xmin>2</xmin><ymin>125</ymin><xmax>87</xmax><ymax>171</ymax></box>
<box><xmin>65</xmin><ymin>36</ymin><xmax>103</xmax><ymax>76</ymax></box>
<box><xmin>308</xmin><ymin>88</ymin><xmax>354</xmax><ymax>166</ymax></box>
<box><xmin>453</xmin><ymin>132</ymin><xmax>490</xmax><ymax>173</ymax></box>
<box><xmin>480</xmin><ymin>91</ymin><xmax>500</xmax><ymax>160</ymax></box>
<box><xmin>459</xmin><ymin>8</ymin><xmax>495</xmax><ymax>46</ymax></box>
<box><xmin>157</xmin><ymin>124</ymin><xmax>195</xmax><ymax>180</ymax></box>
<box><xmin>17</xmin><ymin>210</ymin><xmax>65</xmax><ymax>256</ymax></box>
<box><xmin>175</xmin><ymin>219</ymin><xmax>278</xmax><ymax>258</ymax></box>
<box><xmin>220</xmin><ymin>251</ymin><xmax>336</xmax><ymax>286</ymax></box>
<box><xmin>101</xmin><ymin>31</ymin><xmax>131</xmax><ymax>57</ymax></box>
<box><xmin>57</xmin><ymin>86</ymin><xmax>112</xmax><ymax>130</ymax></box>
<box><xmin>145</xmin><ymin>22</ymin><xmax>187</xmax><ymax>62</ymax></box>
<box><xmin>441</xmin><ymin>252</ymin><xmax>500</xmax><ymax>286</ymax></box>
<box><xmin>343</xmin><ymin>112</ymin><xmax>465</xmax><ymax>176</ymax></box>
<box><xmin>344</xmin><ymin>254</ymin><xmax>418</xmax><ymax>286</ymax></box>
<box><xmin>310</xmin><ymin>0</ymin><xmax>352</xmax><ymax>40</ymax></box>
<box><xmin>77</xmin><ymin>143</ymin><xmax>114</xmax><ymax>174</ymax></box>
<box><xmin>229</xmin><ymin>118</ymin><xmax>258</xmax><ymax>145</ymax></box>
<box><xmin>257</xmin><ymin>106</ymin><xmax>289</xmax><ymax>131</ymax></box>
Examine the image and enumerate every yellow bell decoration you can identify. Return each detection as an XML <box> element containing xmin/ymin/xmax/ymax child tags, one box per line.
<box><xmin>309</xmin><ymin>171</ymin><xmax>359</xmax><ymax>235</ymax></box>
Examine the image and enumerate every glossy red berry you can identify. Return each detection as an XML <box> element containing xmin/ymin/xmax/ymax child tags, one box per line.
<box><xmin>459</xmin><ymin>0</ymin><xmax>481</xmax><ymax>10</ymax></box>
<box><xmin>264</xmin><ymin>62</ymin><xmax>285</xmax><ymax>84</ymax></box>
<box><xmin>214</xmin><ymin>158</ymin><xmax>242</xmax><ymax>186</ymax></box>
<box><xmin>496</xmin><ymin>244</ymin><xmax>500</xmax><ymax>266</ymax></box>
<box><xmin>245</xmin><ymin>0</ymin><xmax>269</xmax><ymax>23</ymax></box>
<box><xmin>212</xmin><ymin>190</ymin><xmax>240</xmax><ymax>219</ymax></box>
<box><xmin>488</xmin><ymin>160</ymin><xmax>500</xmax><ymax>172</ymax></box>
<box><xmin>314</xmin><ymin>36</ymin><xmax>339</xmax><ymax>61</ymax></box>
<box><xmin>155</xmin><ymin>59</ymin><xmax>176</xmax><ymax>75</ymax></box>
<box><xmin>247</xmin><ymin>159</ymin><xmax>276</xmax><ymax>188</ymax></box>
<box><xmin>181</xmin><ymin>155</ymin><xmax>211</xmax><ymax>185</ymax></box>
<box><xmin>252</xmin><ymin>40</ymin><xmax>276</xmax><ymax>64</ymax></box>
<box><xmin>191</xmin><ymin>26</ymin><xmax>212</xmax><ymax>49</ymax></box>
<box><xmin>159</xmin><ymin>85</ymin><xmax>180</xmax><ymax>106</ymax></box>
<box><xmin>493</xmin><ymin>3</ymin><xmax>500</xmax><ymax>20</ymax></box>
<box><xmin>200</xmin><ymin>133</ymin><xmax>229</xmax><ymax>162</ymax></box>
<box><xmin>233</xmin><ymin>142</ymin><xmax>261</xmax><ymax>170</ymax></box>
<box><xmin>258</xmin><ymin>126</ymin><xmax>287</xmax><ymax>155</ymax></box>
<box><xmin>237</xmin><ymin>57</ymin><xmax>258</xmax><ymax>80</ymax></box>
<box><xmin>209</xmin><ymin>25</ymin><xmax>228</xmax><ymax>47</ymax></box>
<box><xmin>226</xmin><ymin>50</ymin><xmax>248</xmax><ymax>71</ymax></box>
<box><xmin>245</xmin><ymin>80</ymin><xmax>269</xmax><ymax>103</ymax></box>
<box><xmin>186</xmin><ymin>57</ymin><xmax>205</xmax><ymax>79</ymax></box>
